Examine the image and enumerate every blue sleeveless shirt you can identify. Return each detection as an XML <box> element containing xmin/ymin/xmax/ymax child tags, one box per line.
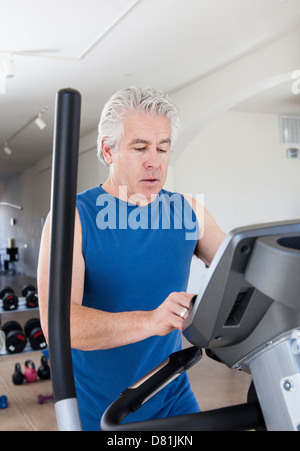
<box><xmin>73</xmin><ymin>185</ymin><xmax>200</xmax><ymax>431</ymax></box>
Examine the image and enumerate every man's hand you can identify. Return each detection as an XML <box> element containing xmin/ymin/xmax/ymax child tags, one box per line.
<box><xmin>148</xmin><ymin>292</ymin><xmax>195</xmax><ymax>337</ymax></box>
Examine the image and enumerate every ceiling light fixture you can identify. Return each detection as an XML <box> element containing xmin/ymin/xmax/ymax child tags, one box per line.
<box><xmin>34</xmin><ymin>113</ymin><xmax>47</xmax><ymax>130</ymax></box>
<box><xmin>1</xmin><ymin>106</ymin><xmax>48</xmax><ymax>156</ymax></box>
<box><xmin>4</xmin><ymin>55</ymin><xmax>16</xmax><ymax>78</ymax></box>
<box><xmin>0</xmin><ymin>202</ymin><xmax>23</xmax><ymax>210</ymax></box>
<box><xmin>3</xmin><ymin>143</ymin><xmax>12</xmax><ymax>155</ymax></box>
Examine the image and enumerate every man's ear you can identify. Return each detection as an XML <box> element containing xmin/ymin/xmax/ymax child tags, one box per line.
<box><xmin>101</xmin><ymin>139</ymin><xmax>114</xmax><ymax>165</ymax></box>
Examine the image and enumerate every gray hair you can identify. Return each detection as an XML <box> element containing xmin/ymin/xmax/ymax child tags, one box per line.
<box><xmin>97</xmin><ymin>86</ymin><xmax>180</xmax><ymax>166</ymax></box>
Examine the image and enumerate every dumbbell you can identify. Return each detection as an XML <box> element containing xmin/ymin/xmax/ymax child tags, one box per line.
<box><xmin>1</xmin><ymin>321</ymin><xmax>27</xmax><ymax>354</ymax></box>
<box><xmin>24</xmin><ymin>318</ymin><xmax>47</xmax><ymax>351</ymax></box>
<box><xmin>21</xmin><ymin>285</ymin><xmax>38</xmax><ymax>309</ymax></box>
<box><xmin>0</xmin><ymin>395</ymin><xmax>8</xmax><ymax>409</ymax></box>
<box><xmin>0</xmin><ymin>287</ymin><xmax>18</xmax><ymax>311</ymax></box>
<box><xmin>37</xmin><ymin>394</ymin><xmax>54</xmax><ymax>405</ymax></box>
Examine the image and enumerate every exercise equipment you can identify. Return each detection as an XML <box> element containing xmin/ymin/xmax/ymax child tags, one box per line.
<box><xmin>101</xmin><ymin>220</ymin><xmax>300</xmax><ymax>431</ymax></box>
<box><xmin>24</xmin><ymin>360</ymin><xmax>38</xmax><ymax>383</ymax></box>
<box><xmin>46</xmin><ymin>87</ymin><xmax>300</xmax><ymax>431</ymax></box>
<box><xmin>0</xmin><ymin>287</ymin><xmax>14</xmax><ymax>298</ymax></box>
<box><xmin>1</xmin><ymin>321</ymin><xmax>27</xmax><ymax>354</ymax></box>
<box><xmin>24</xmin><ymin>319</ymin><xmax>47</xmax><ymax>351</ymax></box>
<box><xmin>37</xmin><ymin>393</ymin><xmax>54</xmax><ymax>405</ymax></box>
<box><xmin>12</xmin><ymin>363</ymin><xmax>25</xmax><ymax>385</ymax></box>
<box><xmin>38</xmin><ymin>356</ymin><xmax>51</xmax><ymax>380</ymax></box>
<box><xmin>3</xmin><ymin>248</ymin><xmax>18</xmax><ymax>275</ymax></box>
<box><xmin>48</xmin><ymin>88</ymin><xmax>82</xmax><ymax>431</ymax></box>
<box><xmin>0</xmin><ymin>287</ymin><xmax>18</xmax><ymax>311</ymax></box>
<box><xmin>12</xmin><ymin>356</ymin><xmax>50</xmax><ymax>385</ymax></box>
<box><xmin>0</xmin><ymin>396</ymin><xmax>8</xmax><ymax>409</ymax></box>
<box><xmin>22</xmin><ymin>285</ymin><xmax>39</xmax><ymax>309</ymax></box>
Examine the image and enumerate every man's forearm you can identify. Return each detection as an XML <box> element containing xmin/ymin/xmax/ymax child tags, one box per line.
<box><xmin>70</xmin><ymin>304</ymin><xmax>152</xmax><ymax>350</ymax></box>
<box><xmin>70</xmin><ymin>291</ymin><xmax>193</xmax><ymax>350</ymax></box>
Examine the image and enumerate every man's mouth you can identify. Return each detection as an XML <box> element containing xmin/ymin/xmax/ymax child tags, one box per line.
<box><xmin>141</xmin><ymin>178</ymin><xmax>159</xmax><ymax>184</ymax></box>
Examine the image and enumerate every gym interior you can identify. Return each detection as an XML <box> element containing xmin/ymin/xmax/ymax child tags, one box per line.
<box><xmin>0</xmin><ymin>1</ymin><xmax>300</xmax><ymax>432</ymax></box>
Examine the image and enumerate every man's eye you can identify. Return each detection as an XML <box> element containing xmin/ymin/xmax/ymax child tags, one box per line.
<box><xmin>158</xmin><ymin>149</ymin><xmax>167</xmax><ymax>153</ymax></box>
<box><xmin>135</xmin><ymin>147</ymin><xmax>146</xmax><ymax>151</ymax></box>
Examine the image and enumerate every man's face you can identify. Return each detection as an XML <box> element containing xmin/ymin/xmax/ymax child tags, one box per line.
<box><xmin>107</xmin><ymin>112</ymin><xmax>171</xmax><ymax>204</ymax></box>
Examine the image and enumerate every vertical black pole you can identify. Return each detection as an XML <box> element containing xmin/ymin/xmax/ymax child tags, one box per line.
<box><xmin>48</xmin><ymin>88</ymin><xmax>82</xmax><ymax>430</ymax></box>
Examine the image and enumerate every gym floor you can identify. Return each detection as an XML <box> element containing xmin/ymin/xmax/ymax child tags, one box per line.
<box><xmin>0</xmin><ymin>274</ymin><xmax>251</xmax><ymax>431</ymax></box>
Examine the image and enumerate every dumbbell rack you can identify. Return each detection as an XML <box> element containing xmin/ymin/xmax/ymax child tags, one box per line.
<box><xmin>0</xmin><ymin>297</ymin><xmax>46</xmax><ymax>357</ymax></box>
<box><xmin>0</xmin><ymin>296</ymin><xmax>37</xmax><ymax>314</ymax></box>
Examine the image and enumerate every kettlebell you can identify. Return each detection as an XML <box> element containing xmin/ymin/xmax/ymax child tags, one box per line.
<box><xmin>12</xmin><ymin>363</ymin><xmax>24</xmax><ymax>385</ymax></box>
<box><xmin>24</xmin><ymin>360</ymin><xmax>38</xmax><ymax>383</ymax></box>
<box><xmin>38</xmin><ymin>356</ymin><xmax>51</xmax><ymax>380</ymax></box>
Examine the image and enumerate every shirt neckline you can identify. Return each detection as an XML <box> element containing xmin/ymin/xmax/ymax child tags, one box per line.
<box><xmin>97</xmin><ymin>185</ymin><xmax>161</xmax><ymax>209</ymax></box>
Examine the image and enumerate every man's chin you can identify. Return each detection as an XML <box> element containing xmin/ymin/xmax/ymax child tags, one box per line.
<box><xmin>130</xmin><ymin>183</ymin><xmax>163</xmax><ymax>205</ymax></box>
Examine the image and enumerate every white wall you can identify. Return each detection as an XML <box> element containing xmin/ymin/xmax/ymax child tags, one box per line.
<box><xmin>166</xmin><ymin>30</ymin><xmax>300</xmax><ymax>295</ymax></box>
<box><xmin>171</xmin><ymin>30</ymin><xmax>300</xmax><ymax>156</ymax></box>
<box><xmin>174</xmin><ymin>110</ymin><xmax>300</xmax><ymax>293</ymax></box>
<box><xmin>174</xmin><ymin>110</ymin><xmax>300</xmax><ymax>231</ymax></box>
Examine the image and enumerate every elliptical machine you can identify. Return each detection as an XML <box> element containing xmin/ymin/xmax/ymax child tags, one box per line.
<box><xmin>47</xmin><ymin>89</ymin><xmax>300</xmax><ymax>431</ymax></box>
<box><xmin>101</xmin><ymin>220</ymin><xmax>300</xmax><ymax>431</ymax></box>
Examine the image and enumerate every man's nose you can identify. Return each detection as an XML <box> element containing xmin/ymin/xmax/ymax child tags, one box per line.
<box><xmin>145</xmin><ymin>149</ymin><xmax>160</xmax><ymax>169</ymax></box>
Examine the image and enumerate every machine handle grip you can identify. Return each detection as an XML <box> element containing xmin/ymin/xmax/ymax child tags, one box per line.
<box><xmin>101</xmin><ymin>346</ymin><xmax>202</xmax><ymax>430</ymax></box>
<box><xmin>121</xmin><ymin>346</ymin><xmax>202</xmax><ymax>413</ymax></box>
<box><xmin>101</xmin><ymin>346</ymin><xmax>264</xmax><ymax>432</ymax></box>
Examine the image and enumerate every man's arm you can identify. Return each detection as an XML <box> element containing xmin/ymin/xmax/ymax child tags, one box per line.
<box><xmin>37</xmin><ymin>209</ymin><xmax>193</xmax><ymax>351</ymax></box>
<box><xmin>184</xmin><ymin>195</ymin><xmax>226</xmax><ymax>266</ymax></box>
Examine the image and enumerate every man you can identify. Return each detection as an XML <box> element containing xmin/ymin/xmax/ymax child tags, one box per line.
<box><xmin>38</xmin><ymin>86</ymin><xmax>225</xmax><ymax>431</ymax></box>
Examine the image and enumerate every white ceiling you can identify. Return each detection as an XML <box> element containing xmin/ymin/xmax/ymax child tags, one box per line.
<box><xmin>0</xmin><ymin>0</ymin><xmax>300</xmax><ymax>180</ymax></box>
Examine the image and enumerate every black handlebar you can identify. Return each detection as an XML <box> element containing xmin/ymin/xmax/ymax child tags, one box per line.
<box><xmin>48</xmin><ymin>88</ymin><xmax>81</xmax><ymax>404</ymax></box>
<box><xmin>122</xmin><ymin>346</ymin><xmax>202</xmax><ymax>413</ymax></box>
<box><xmin>101</xmin><ymin>346</ymin><xmax>263</xmax><ymax>431</ymax></box>
<box><xmin>101</xmin><ymin>397</ymin><xmax>263</xmax><ymax>431</ymax></box>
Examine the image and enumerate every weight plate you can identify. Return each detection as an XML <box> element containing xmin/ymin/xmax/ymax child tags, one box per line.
<box><xmin>1</xmin><ymin>321</ymin><xmax>22</xmax><ymax>335</ymax></box>
<box><xmin>21</xmin><ymin>285</ymin><xmax>36</xmax><ymax>297</ymax></box>
<box><xmin>0</xmin><ymin>287</ymin><xmax>14</xmax><ymax>299</ymax></box>
<box><xmin>24</xmin><ymin>318</ymin><xmax>40</xmax><ymax>337</ymax></box>
<box><xmin>26</xmin><ymin>292</ymin><xmax>38</xmax><ymax>308</ymax></box>
<box><xmin>6</xmin><ymin>332</ymin><xmax>27</xmax><ymax>354</ymax></box>
<box><xmin>3</xmin><ymin>294</ymin><xmax>19</xmax><ymax>311</ymax></box>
